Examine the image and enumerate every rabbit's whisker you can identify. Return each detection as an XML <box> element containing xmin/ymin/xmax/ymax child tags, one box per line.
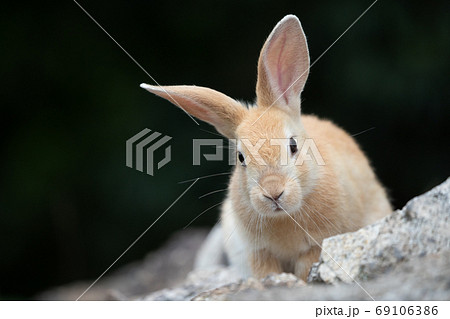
<box><xmin>198</xmin><ymin>188</ymin><xmax>228</xmax><ymax>199</ymax></box>
<box><xmin>302</xmin><ymin>208</ymin><xmax>325</xmax><ymax>239</ymax></box>
<box><xmin>199</xmin><ymin>128</ymin><xmax>226</xmax><ymax>138</ymax></box>
<box><xmin>302</xmin><ymin>203</ymin><xmax>336</xmax><ymax>237</ymax></box>
<box><xmin>178</xmin><ymin>171</ymin><xmax>232</xmax><ymax>184</ymax></box>
<box><xmin>183</xmin><ymin>201</ymin><xmax>224</xmax><ymax>229</ymax></box>
<box><xmin>351</xmin><ymin>127</ymin><xmax>376</xmax><ymax>137</ymax></box>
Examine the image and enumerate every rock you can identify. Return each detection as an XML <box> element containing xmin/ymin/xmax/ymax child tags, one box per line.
<box><xmin>193</xmin><ymin>273</ymin><xmax>305</xmax><ymax>301</ymax></box>
<box><xmin>225</xmin><ymin>251</ymin><xmax>450</xmax><ymax>300</ymax></box>
<box><xmin>36</xmin><ymin>228</ymin><xmax>209</xmax><ymax>300</ymax></box>
<box><xmin>308</xmin><ymin>177</ymin><xmax>450</xmax><ymax>284</ymax></box>
<box><xmin>141</xmin><ymin>269</ymin><xmax>305</xmax><ymax>301</ymax></box>
<box><xmin>38</xmin><ymin>178</ymin><xmax>450</xmax><ymax>301</ymax></box>
<box><xmin>140</xmin><ymin>267</ymin><xmax>242</xmax><ymax>301</ymax></box>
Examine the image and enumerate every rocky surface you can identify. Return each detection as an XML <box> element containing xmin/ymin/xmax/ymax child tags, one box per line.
<box><xmin>37</xmin><ymin>229</ymin><xmax>209</xmax><ymax>300</ymax></box>
<box><xmin>221</xmin><ymin>251</ymin><xmax>450</xmax><ymax>300</ymax></box>
<box><xmin>309</xmin><ymin>177</ymin><xmax>450</xmax><ymax>284</ymax></box>
<box><xmin>139</xmin><ymin>267</ymin><xmax>242</xmax><ymax>301</ymax></box>
<box><xmin>193</xmin><ymin>272</ymin><xmax>306</xmax><ymax>301</ymax></box>
<box><xmin>38</xmin><ymin>177</ymin><xmax>450</xmax><ymax>301</ymax></box>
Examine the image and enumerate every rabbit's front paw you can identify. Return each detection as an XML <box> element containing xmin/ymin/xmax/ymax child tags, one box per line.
<box><xmin>295</xmin><ymin>246</ymin><xmax>321</xmax><ymax>280</ymax></box>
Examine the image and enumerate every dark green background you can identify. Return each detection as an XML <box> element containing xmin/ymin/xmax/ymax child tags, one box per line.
<box><xmin>1</xmin><ymin>0</ymin><xmax>449</xmax><ymax>299</ymax></box>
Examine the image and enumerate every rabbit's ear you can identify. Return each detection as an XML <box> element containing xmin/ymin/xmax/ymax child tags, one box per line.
<box><xmin>140</xmin><ymin>84</ymin><xmax>246</xmax><ymax>139</ymax></box>
<box><xmin>256</xmin><ymin>15</ymin><xmax>310</xmax><ymax>114</ymax></box>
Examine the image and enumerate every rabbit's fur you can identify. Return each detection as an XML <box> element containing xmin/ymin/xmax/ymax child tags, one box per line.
<box><xmin>141</xmin><ymin>15</ymin><xmax>392</xmax><ymax>280</ymax></box>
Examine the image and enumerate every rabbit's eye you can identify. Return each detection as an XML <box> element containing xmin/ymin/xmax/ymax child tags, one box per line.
<box><xmin>290</xmin><ymin>137</ymin><xmax>298</xmax><ymax>154</ymax></box>
<box><xmin>238</xmin><ymin>152</ymin><xmax>246</xmax><ymax>166</ymax></box>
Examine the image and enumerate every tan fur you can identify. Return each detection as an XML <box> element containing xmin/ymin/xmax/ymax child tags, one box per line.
<box><xmin>224</xmin><ymin>110</ymin><xmax>391</xmax><ymax>280</ymax></box>
<box><xmin>141</xmin><ymin>15</ymin><xmax>392</xmax><ymax>280</ymax></box>
<box><xmin>140</xmin><ymin>84</ymin><xmax>245</xmax><ymax>139</ymax></box>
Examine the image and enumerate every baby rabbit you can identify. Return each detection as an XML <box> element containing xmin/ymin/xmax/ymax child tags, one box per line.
<box><xmin>141</xmin><ymin>15</ymin><xmax>392</xmax><ymax>280</ymax></box>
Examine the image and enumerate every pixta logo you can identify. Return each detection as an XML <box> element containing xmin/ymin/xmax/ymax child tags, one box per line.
<box><xmin>126</xmin><ymin>130</ymin><xmax>325</xmax><ymax>177</ymax></box>
<box><xmin>126</xmin><ymin>128</ymin><xmax>172</xmax><ymax>176</ymax></box>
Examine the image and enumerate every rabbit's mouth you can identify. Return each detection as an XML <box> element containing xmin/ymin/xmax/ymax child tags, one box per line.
<box><xmin>251</xmin><ymin>197</ymin><xmax>301</xmax><ymax>217</ymax></box>
<box><xmin>261</xmin><ymin>198</ymin><xmax>294</xmax><ymax>215</ymax></box>
<box><xmin>262</xmin><ymin>194</ymin><xmax>286</xmax><ymax>214</ymax></box>
<box><xmin>272</xmin><ymin>201</ymin><xmax>283</xmax><ymax>211</ymax></box>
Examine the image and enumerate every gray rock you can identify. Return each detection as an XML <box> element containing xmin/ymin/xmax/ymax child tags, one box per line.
<box><xmin>140</xmin><ymin>267</ymin><xmax>242</xmax><ymax>300</ymax></box>
<box><xmin>141</xmin><ymin>269</ymin><xmax>305</xmax><ymax>301</ymax></box>
<box><xmin>37</xmin><ymin>228</ymin><xmax>209</xmax><ymax>300</ymax></box>
<box><xmin>309</xmin><ymin>177</ymin><xmax>450</xmax><ymax>284</ymax></box>
<box><xmin>38</xmin><ymin>178</ymin><xmax>450</xmax><ymax>301</ymax></box>
<box><xmin>142</xmin><ymin>177</ymin><xmax>450</xmax><ymax>301</ymax></box>
<box><xmin>193</xmin><ymin>272</ymin><xmax>305</xmax><ymax>301</ymax></box>
<box><xmin>226</xmin><ymin>251</ymin><xmax>450</xmax><ymax>300</ymax></box>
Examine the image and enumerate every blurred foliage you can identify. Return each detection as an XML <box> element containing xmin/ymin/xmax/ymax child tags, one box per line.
<box><xmin>0</xmin><ymin>0</ymin><xmax>448</xmax><ymax>299</ymax></box>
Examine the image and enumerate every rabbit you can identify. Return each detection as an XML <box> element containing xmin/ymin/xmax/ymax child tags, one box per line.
<box><xmin>140</xmin><ymin>14</ymin><xmax>392</xmax><ymax>280</ymax></box>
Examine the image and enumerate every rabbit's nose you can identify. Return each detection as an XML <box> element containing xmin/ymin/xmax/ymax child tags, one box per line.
<box><xmin>260</xmin><ymin>174</ymin><xmax>285</xmax><ymax>202</ymax></box>
<box><xmin>264</xmin><ymin>190</ymin><xmax>284</xmax><ymax>202</ymax></box>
